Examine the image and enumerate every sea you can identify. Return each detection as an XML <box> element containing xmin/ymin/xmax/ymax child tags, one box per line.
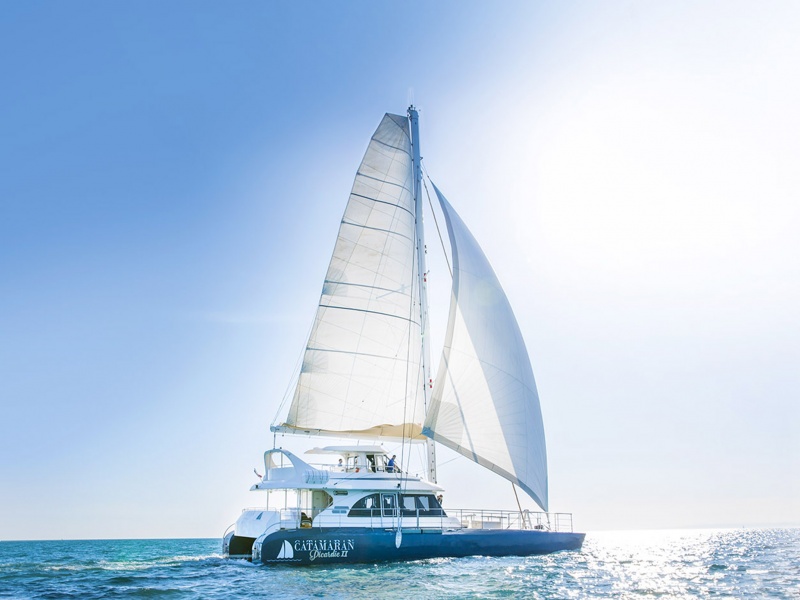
<box><xmin>0</xmin><ymin>528</ymin><xmax>797</xmax><ymax>599</ymax></box>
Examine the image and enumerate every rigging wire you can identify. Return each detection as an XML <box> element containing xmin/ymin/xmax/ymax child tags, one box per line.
<box><xmin>436</xmin><ymin>455</ymin><xmax>461</xmax><ymax>468</ymax></box>
<box><xmin>421</xmin><ymin>163</ymin><xmax>453</xmax><ymax>278</ymax></box>
<box><xmin>399</xmin><ymin>168</ymin><xmax>426</xmax><ymax>511</ymax></box>
<box><xmin>398</xmin><ymin>246</ymin><xmax>414</xmax><ymax>491</ymax></box>
<box><xmin>396</xmin><ymin>177</ymin><xmax>421</xmax><ymax>543</ymax></box>
<box><xmin>270</xmin><ymin>317</ymin><xmax>315</xmax><ymax>429</ymax></box>
<box><xmin>512</xmin><ymin>483</ymin><xmax>527</xmax><ymax>529</ymax></box>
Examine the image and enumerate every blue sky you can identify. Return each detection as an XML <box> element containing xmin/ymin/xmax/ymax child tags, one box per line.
<box><xmin>1</xmin><ymin>1</ymin><xmax>798</xmax><ymax>540</ymax></box>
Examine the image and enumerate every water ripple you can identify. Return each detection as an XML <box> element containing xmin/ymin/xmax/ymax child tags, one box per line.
<box><xmin>0</xmin><ymin>529</ymin><xmax>797</xmax><ymax>599</ymax></box>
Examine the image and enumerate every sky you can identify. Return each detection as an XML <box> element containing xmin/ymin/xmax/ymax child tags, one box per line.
<box><xmin>1</xmin><ymin>1</ymin><xmax>798</xmax><ymax>540</ymax></box>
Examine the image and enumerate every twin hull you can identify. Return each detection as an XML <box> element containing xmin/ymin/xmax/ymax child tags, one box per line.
<box><xmin>236</xmin><ymin>527</ymin><xmax>585</xmax><ymax>565</ymax></box>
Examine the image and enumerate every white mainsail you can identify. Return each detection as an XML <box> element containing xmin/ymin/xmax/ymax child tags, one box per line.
<box><xmin>423</xmin><ymin>184</ymin><xmax>549</xmax><ymax>511</ymax></box>
<box><xmin>274</xmin><ymin>114</ymin><xmax>426</xmax><ymax>440</ymax></box>
<box><xmin>273</xmin><ymin>110</ymin><xmax>549</xmax><ymax>510</ymax></box>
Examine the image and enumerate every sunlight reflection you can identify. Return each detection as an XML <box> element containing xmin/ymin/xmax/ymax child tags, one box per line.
<box><xmin>574</xmin><ymin>528</ymin><xmax>789</xmax><ymax>599</ymax></box>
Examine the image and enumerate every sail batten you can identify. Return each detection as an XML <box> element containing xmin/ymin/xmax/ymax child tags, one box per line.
<box><xmin>276</xmin><ymin>113</ymin><xmax>425</xmax><ymax>439</ymax></box>
<box><xmin>340</xmin><ymin>220</ymin><xmax>415</xmax><ymax>241</ymax></box>
<box><xmin>423</xmin><ymin>183</ymin><xmax>549</xmax><ymax>511</ymax></box>
<box><xmin>348</xmin><ymin>193</ymin><xmax>415</xmax><ymax>212</ymax></box>
<box><xmin>354</xmin><ymin>172</ymin><xmax>412</xmax><ymax>191</ymax></box>
<box><xmin>317</xmin><ymin>305</ymin><xmax>420</xmax><ymax>324</ymax></box>
<box><xmin>322</xmin><ymin>280</ymin><xmax>413</xmax><ymax>295</ymax></box>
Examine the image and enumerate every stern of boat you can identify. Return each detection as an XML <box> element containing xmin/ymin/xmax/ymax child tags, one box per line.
<box><xmin>223</xmin><ymin>508</ymin><xmax>282</xmax><ymax>560</ymax></box>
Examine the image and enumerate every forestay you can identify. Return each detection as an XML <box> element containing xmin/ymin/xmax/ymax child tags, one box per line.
<box><xmin>274</xmin><ymin>114</ymin><xmax>426</xmax><ymax>440</ymax></box>
<box><xmin>423</xmin><ymin>184</ymin><xmax>549</xmax><ymax>511</ymax></box>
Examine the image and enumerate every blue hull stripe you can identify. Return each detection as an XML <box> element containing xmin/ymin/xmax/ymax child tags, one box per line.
<box><xmin>258</xmin><ymin>527</ymin><xmax>585</xmax><ymax>565</ymax></box>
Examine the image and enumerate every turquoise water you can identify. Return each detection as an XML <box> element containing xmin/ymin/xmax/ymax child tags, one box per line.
<box><xmin>1</xmin><ymin>528</ymin><xmax>797</xmax><ymax>598</ymax></box>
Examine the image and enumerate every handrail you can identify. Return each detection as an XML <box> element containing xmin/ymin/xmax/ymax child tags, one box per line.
<box><xmin>447</xmin><ymin>508</ymin><xmax>574</xmax><ymax>532</ymax></box>
<box><xmin>303</xmin><ymin>461</ymin><xmax>405</xmax><ymax>475</ymax></box>
<box><xmin>223</xmin><ymin>522</ymin><xmax>236</xmax><ymax>537</ymax></box>
<box><xmin>254</xmin><ymin>506</ymin><xmax>575</xmax><ymax>533</ymax></box>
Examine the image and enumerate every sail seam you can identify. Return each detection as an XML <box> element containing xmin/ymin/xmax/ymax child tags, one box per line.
<box><xmin>340</xmin><ymin>219</ymin><xmax>414</xmax><ymax>242</ymax></box>
<box><xmin>369</xmin><ymin>136</ymin><xmax>411</xmax><ymax>155</ymax></box>
<box><xmin>306</xmin><ymin>346</ymin><xmax>415</xmax><ymax>361</ymax></box>
<box><xmin>318</xmin><ymin>304</ymin><xmax>421</xmax><ymax>326</ymax></box>
<box><xmin>385</xmin><ymin>113</ymin><xmax>412</xmax><ymax>143</ymax></box>
<box><xmin>323</xmin><ymin>280</ymin><xmax>412</xmax><ymax>297</ymax></box>
<box><xmin>348</xmin><ymin>193</ymin><xmax>415</xmax><ymax>218</ymax></box>
<box><xmin>355</xmin><ymin>172</ymin><xmax>413</xmax><ymax>194</ymax></box>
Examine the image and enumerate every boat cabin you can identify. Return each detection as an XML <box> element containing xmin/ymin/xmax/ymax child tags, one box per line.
<box><xmin>306</xmin><ymin>445</ymin><xmax>397</xmax><ymax>474</ymax></box>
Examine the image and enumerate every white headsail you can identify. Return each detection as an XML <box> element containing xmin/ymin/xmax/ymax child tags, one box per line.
<box><xmin>423</xmin><ymin>184</ymin><xmax>549</xmax><ymax>511</ymax></box>
<box><xmin>273</xmin><ymin>114</ymin><xmax>425</xmax><ymax>440</ymax></box>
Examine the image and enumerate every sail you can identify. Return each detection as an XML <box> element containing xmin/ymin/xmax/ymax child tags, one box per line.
<box><xmin>277</xmin><ymin>540</ymin><xmax>294</xmax><ymax>559</ymax></box>
<box><xmin>423</xmin><ymin>184</ymin><xmax>549</xmax><ymax>510</ymax></box>
<box><xmin>274</xmin><ymin>114</ymin><xmax>426</xmax><ymax>440</ymax></box>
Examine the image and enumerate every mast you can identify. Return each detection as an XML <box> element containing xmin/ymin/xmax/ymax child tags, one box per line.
<box><xmin>408</xmin><ymin>106</ymin><xmax>437</xmax><ymax>483</ymax></box>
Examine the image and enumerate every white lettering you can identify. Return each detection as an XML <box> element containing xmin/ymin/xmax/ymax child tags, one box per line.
<box><xmin>293</xmin><ymin>538</ymin><xmax>356</xmax><ymax>560</ymax></box>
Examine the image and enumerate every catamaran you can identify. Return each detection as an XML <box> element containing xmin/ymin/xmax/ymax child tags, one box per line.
<box><xmin>222</xmin><ymin>107</ymin><xmax>585</xmax><ymax>564</ymax></box>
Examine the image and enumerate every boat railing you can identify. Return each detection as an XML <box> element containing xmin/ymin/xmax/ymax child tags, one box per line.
<box><xmin>266</xmin><ymin>506</ymin><xmax>574</xmax><ymax>533</ymax></box>
<box><xmin>304</xmin><ymin>461</ymin><xmax>405</xmax><ymax>475</ymax></box>
<box><xmin>447</xmin><ymin>508</ymin><xmax>574</xmax><ymax>532</ymax></box>
<box><xmin>223</xmin><ymin>521</ymin><xmax>236</xmax><ymax>538</ymax></box>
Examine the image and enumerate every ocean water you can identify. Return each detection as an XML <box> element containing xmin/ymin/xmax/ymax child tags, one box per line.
<box><xmin>0</xmin><ymin>528</ymin><xmax>797</xmax><ymax>599</ymax></box>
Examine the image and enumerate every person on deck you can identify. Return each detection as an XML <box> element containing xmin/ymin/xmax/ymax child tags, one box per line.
<box><xmin>387</xmin><ymin>455</ymin><xmax>397</xmax><ymax>473</ymax></box>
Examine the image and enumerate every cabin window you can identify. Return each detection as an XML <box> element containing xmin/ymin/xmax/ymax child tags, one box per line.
<box><xmin>348</xmin><ymin>493</ymin><xmax>380</xmax><ymax>517</ymax></box>
<box><xmin>399</xmin><ymin>494</ymin><xmax>445</xmax><ymax>516</ymax></box>
<box><xmin>401</xmin><ymin>495</ymin><xmax>417</xmax><ymax>515</ymax></box>
<box><xmin>381</xmin><ymin>493</ymin><xmax>397</xmax><ymax>517</ymax></box>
